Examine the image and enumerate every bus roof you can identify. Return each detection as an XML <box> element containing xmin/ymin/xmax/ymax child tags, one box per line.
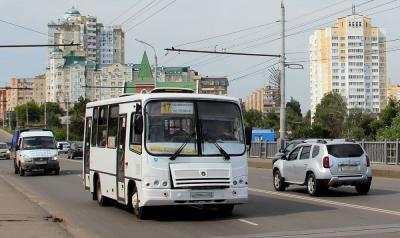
<box><xmin>86</xmin><ymin>93</ymin><xmax>240</xmax><ymax>108</ymax></box>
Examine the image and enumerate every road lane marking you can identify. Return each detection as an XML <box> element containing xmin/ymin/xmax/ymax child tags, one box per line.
<box><xmin>210</xmin><ymin>224</ymin><xmax>400</xmax><ymax>238</ymax></box>
<box><xmin>238</xmin><ymin>219</ymin><xmax>258</xmax><ymax>226</ymax></box>
<box><xmin>249</xmin><ymin>188</ymin><xmax>400</xmax><ymax>217</ymax></box>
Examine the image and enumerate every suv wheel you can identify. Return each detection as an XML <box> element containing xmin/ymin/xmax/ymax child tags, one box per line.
<box><xmin>355</xmin><ymin>181</ymin><xmax>371</xmax><ymax>195</ymax></box>
<box><xmin>307</xmin><ymin>173</ymin><xmax>321</xmax><ymax>196</ymax></box>
<box><xmin>273</xmin><ymin>170</ymin><xmax>287</xmax><ymax>191</ymax></box>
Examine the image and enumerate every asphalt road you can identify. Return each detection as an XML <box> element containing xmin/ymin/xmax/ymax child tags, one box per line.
<box><xmin>1</xmin><ymin>131</ymin><xmax>400</xmax><ymax>238</ymax></box>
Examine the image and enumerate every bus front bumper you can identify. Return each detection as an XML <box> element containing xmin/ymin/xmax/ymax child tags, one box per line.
<box><xmin>140</xmin><ymin>187</ymin><xmax>248</xmax><ymax>206</ymax></box>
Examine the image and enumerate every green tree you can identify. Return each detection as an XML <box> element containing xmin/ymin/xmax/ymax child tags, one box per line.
<box><xmin>377</xmin><ymin>112</ymin><xmax>400</xmax><ymax>140</ymax></box>
<box><xmin>261</xmin><ymin>112</ymin><xmax>279</xmax><ymax>130</ymax></box>
<box><xmin>286</xmin><ymin>97</ymin><xmax>303</xmax><ymax>133</ymax></box>
<box><xmin>313</xmin><ymin>92</ymin><xmax>347</xmax><ymax>138</ymax></box>
<box><xmin>69</xmin><ymin>97</ymin><xmax>90</xmax><ymax>141</ymax></box>
<box><xmin>243</xmin><ymin>109</ymin><xmax>263</xmax><ymax>128</ymax></box>
<box><xmin>15</xmin><ymin>102</ymin><xmax>41</xmax><ymax>127</ymax></box>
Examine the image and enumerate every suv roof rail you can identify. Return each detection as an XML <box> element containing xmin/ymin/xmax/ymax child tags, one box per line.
<box><xmin>20</xmin><ymin>128</ymin><xmax>52</xmax><ymax>132</ymax></box>
<box><xmin>303</xmin><ymin>139</ymin><xmax>327</xmax><ymax>144</ymax></box>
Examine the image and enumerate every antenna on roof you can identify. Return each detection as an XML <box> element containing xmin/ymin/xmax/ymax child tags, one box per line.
<box><xmin>352</xmin><ymin>4</ymin><xmax>356</xmax><ymax>15</ymax></box>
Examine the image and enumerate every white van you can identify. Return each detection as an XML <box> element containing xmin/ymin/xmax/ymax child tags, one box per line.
<box><xmin>13</xmin><ymin>129</ymin><xmax>60</xmax><ymax>176</ymax></box>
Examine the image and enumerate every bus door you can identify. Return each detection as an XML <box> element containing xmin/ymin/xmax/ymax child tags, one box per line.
<box><xmin>83</xmin><ymin>117</ymin><xmax>92</xmax><ymax>190</ymax></box>
<box><xmin>116</xmin><ymin>114</ymin><xmax>127</xmax><ymax>202</ymax></box>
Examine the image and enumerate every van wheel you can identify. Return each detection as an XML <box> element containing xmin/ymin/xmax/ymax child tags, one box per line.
<box><xmin>19</xmin><ymin>166</ymin><xmax>25</xmax><ymax>176</ymax></box>
<box><xmin>132</xmin><ymin>188</ymin><xmax>146</xmax><ymax>219</ymax></box>
<box><xmin>96</xmin><ymin>178</ymin><xmax>108</xmax><ymax>206</ymax></box>
<box><xmin>355</xmin><ymin>182</ymin><xmax>371</xmax><ymax>195</ymax></box>
<box><xmin>273</xmin><ymin>170</ymin><xmax>287</xmax><ymax>191</ymax></box>
<box><xmin>307</xmin><ymin>173</ymin><xmax>321</xmax><ymax>196</ymax></box>
<box><xmin>14</xmin><ymin>162</ymin><xmax>18</xmax><ymax>174</ymax></box>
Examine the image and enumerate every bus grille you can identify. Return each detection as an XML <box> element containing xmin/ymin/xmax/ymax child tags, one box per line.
<box><xmin>170</xmin><ymin>163</ymin><xmax>231</xmax><ymax>188</ymax></box>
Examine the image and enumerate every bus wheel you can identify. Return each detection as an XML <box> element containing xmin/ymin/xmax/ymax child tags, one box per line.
<box><xmin>217</xmin><ymin>204</ymin><xmax>234</xmax><ymax>216</ymax></box>
<box><xmin>96</xmin><ymin>178</ymin><xmax>108</xmax><ymax>206</ymax></box>
<box><xmin>132</xmin><ymin>188</ymin><xmax>146</xmax><ymax>219</ymax></box>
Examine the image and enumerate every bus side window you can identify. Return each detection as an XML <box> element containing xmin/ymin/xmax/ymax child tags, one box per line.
<box><xmin>129</xmin><ymin>112</ymin><xmax>142</xmax><ymax>154</ymax></box>
<box><xmin>91</xmin><ymin>107</ymin><xmax>98</xmax><ymax>147</ymax></box>
<box><xmin>107</xmin><ymin>105</ymin><xmax>119</xmax><ymax>149</ymax></box>
<box><xmin>97</xmin><ymin>106</ymin><xmax>109</xmax><ymax>147</ymax></box>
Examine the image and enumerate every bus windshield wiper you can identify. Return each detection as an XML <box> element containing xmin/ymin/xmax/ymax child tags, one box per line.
<box><xmin>213</xmin><ymin>141</ymin><xmax>230</xmax><ymax>160</ymax></box>
<box><xmin>169</xmin><ymin>133</ymin><xmax>194</xmax><ymax>161</ymax></box>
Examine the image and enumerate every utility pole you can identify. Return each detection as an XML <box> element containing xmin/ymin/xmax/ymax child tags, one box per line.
<box><xmin>44</xmin><ymin>101</ymin><xmax>47</xmax><ymax>128</ymax></box>
<box><xmin>26</xmin><ymin>104</ymin><xmax>29</xmax><ymax>127</ymax></box>
<box><xmin>66</xmin><ymin>99</ymin><xmax>69</xmax><ymax>141</ymax></box>
<box><xmin>279</xmin><ymin>0</ymin><xmax>286</xmax><ymax>148</ymax></box>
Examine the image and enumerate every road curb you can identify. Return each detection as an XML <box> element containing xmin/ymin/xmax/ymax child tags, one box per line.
<box><xmin>248</xmin><ymin>158</ymin><xmax>400</xmax><ymax>179</ymax></box>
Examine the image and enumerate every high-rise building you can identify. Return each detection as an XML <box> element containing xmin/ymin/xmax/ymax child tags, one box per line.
<box><xmin>387</xmin><ymin>84</ymin><xmax>400</xmax><ymax>101</ymax></box>
<box><xmin>46</xmin><ymin>7</ymin><xmax>126</xmax><ymax>104</ymax></box>
<box><xmin>99</xmin><ymin>26</ymin><xmax>125</xmax><ymax>64</ymax></box>
<box><xmin>245</xmin><ymin>86</ymin><xmax>280</xmax><ymax>113</ymax></box>
<box><xmin>309</xmin><ymin>11</ymin><xmax>387</xmax><ymax>117</ymax></box>
<box><xmin>9</xmin><ymin>78</ymin><xmax>34</xmax><ymax>110</ymax></box>
<box><xmin>48</xmin><ymin>7</ymin><xmax>124</xmax><ymax>65</ymax></box>
<box><xmin>199</xmin><ymin>77</ymin><xmax>229</xmax><ymax>95</ymax></box>
<box><xmin>0</xmin><ymin>89</ymin><xmax>7</xmax><ymax>124</ymax></box>
<box><xmin>32</xmin><ymin>75</ymin><xmax>46</xmax><ymax>104</ymax></box>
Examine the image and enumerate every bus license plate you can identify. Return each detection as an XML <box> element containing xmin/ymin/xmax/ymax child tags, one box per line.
<box><xmin>190</xmin><ymin>192</ymin><xmax>213</xmax><ymax>199</ymax></box>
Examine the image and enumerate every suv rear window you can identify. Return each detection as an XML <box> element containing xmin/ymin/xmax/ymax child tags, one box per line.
<box><xmin>327</xmin><ymin>144</ymin><xmax>364</xmax><ymax>158</ymax></box>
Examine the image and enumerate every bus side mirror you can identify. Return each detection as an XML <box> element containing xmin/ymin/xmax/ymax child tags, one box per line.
<box><xmin>245</xmin><ymin>127</ymin><xmax>252</xmax><ymax>146</ymax></box>
<box><xmin>134</xmin><ymin>114</ymin><xmax>143</xmax><ymax>134</ymax></box>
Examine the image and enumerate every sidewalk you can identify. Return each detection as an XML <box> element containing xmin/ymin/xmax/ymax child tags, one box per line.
<box><xmin>248</xmin><ymin>158</ymin><xmax>400</xmax><ymax>179</ymax></box>
<box><xmin>0</xmin><ymin>176</ymin><xmax>71</xmax><ymax>238</ymax></box>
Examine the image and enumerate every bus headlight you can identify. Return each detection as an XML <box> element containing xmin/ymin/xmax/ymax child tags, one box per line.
<box><xmin>144</xmin><ymin>177</ymin><xmax>169</xmax><ymax>188</ymax></box>
<box><xmin>232</xmin><ymin>176</ymin><xmax>248</xmax><ymax>187</ymax></box>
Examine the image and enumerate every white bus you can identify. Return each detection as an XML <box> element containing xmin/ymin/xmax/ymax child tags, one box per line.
<box><xmin>83</xmin><ymin>89</ymin><xmax>251</xmax><ymax>219</ymax></box>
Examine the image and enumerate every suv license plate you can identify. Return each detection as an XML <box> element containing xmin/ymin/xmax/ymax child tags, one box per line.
<box><xmin>341</xmin><ymin>165</ymin><xmax>358</xmax><ymax>172</ymax></box>
<box><xmin>35</xmin><ymin>161</ymin><xmax>47</xmax><ymax>165</ymax></box>
<box><xmin>190</xmin><ymin>192</ymin><xmax>213</xmax><ymax>199</ymax></box>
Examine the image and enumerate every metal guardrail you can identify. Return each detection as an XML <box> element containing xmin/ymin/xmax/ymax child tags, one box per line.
<box><xmin>249</xmin><ymin>140</ymin><xmax>400</xmax><ymax>165</ymax></box>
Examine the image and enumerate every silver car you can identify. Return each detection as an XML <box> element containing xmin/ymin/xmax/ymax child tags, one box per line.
<box><xmin>272</xmin><ymin>140</ymin><xmax>372</xmax><ymax>196</ymax></box>
<box><xmin>0</xmin><ymin>142</ymin><xmax>10</xmax><ymax>160</ymax></box>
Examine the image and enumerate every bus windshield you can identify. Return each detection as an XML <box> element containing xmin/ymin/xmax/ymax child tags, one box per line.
<box><xmin>145</xmin><ymin>100</ymin><xmax>245</xmax><ymax>156</ymax></box>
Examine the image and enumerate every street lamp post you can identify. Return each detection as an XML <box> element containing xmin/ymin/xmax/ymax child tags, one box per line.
<box><xmin>135</xmin><ymin>39</ymin><xmax>158</xmax><ymax>88</ymax></box>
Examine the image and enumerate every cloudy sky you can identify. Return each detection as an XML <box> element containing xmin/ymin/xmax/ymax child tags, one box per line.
<box><xmin>0</xmin><ymin>0</ymin><xmax>399</xmax><ymax>112</ymax></box>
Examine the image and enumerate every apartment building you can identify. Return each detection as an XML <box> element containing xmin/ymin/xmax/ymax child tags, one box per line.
<box><xmin>309</xmin><ymin>11</ymin><xmax>387</xmax><ymax>117</ymax></box>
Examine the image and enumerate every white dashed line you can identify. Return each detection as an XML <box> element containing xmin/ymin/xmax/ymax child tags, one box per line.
<box><xmin>238</xmin><ymin>219</ymin><xmax>258</xmax><ymax>226</ymax></box>
<box><xmin>249</xmin><ymin>188</ymin><xmax>400</xmax><ymax>217</ymax></box>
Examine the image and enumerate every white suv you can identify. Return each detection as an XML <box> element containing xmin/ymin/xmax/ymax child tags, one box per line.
<box><xmin>272</xmin><ymin>140</ymin><xmax>372</xmax><ymax>196</ymax></box>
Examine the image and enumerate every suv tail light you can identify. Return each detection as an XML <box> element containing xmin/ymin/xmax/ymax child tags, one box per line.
<box><xmin>323</xmin><ymin>156</ymin><xmax>330</xmax><ymax>168</ymax></box>
<box><xmin>366</xmin><ymin>155</ymin><xmax>370</xmax><ymax>167</ymax></box>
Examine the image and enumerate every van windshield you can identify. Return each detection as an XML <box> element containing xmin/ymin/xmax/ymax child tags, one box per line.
<box><xmin>22</xmin><ymin>137</ymin><xmax>56</xmax><ymax>150</ymax></box>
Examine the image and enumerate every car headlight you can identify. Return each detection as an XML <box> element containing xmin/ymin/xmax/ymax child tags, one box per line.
<box><xmin>51</xmin><ymin>156</ymin><xmax>58</xmax><ymax>161</ymax></box>
<box><xmin>21</xmin><ymin>156</ymin><xmax>33</xmax><ymax>163</ymax></box>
